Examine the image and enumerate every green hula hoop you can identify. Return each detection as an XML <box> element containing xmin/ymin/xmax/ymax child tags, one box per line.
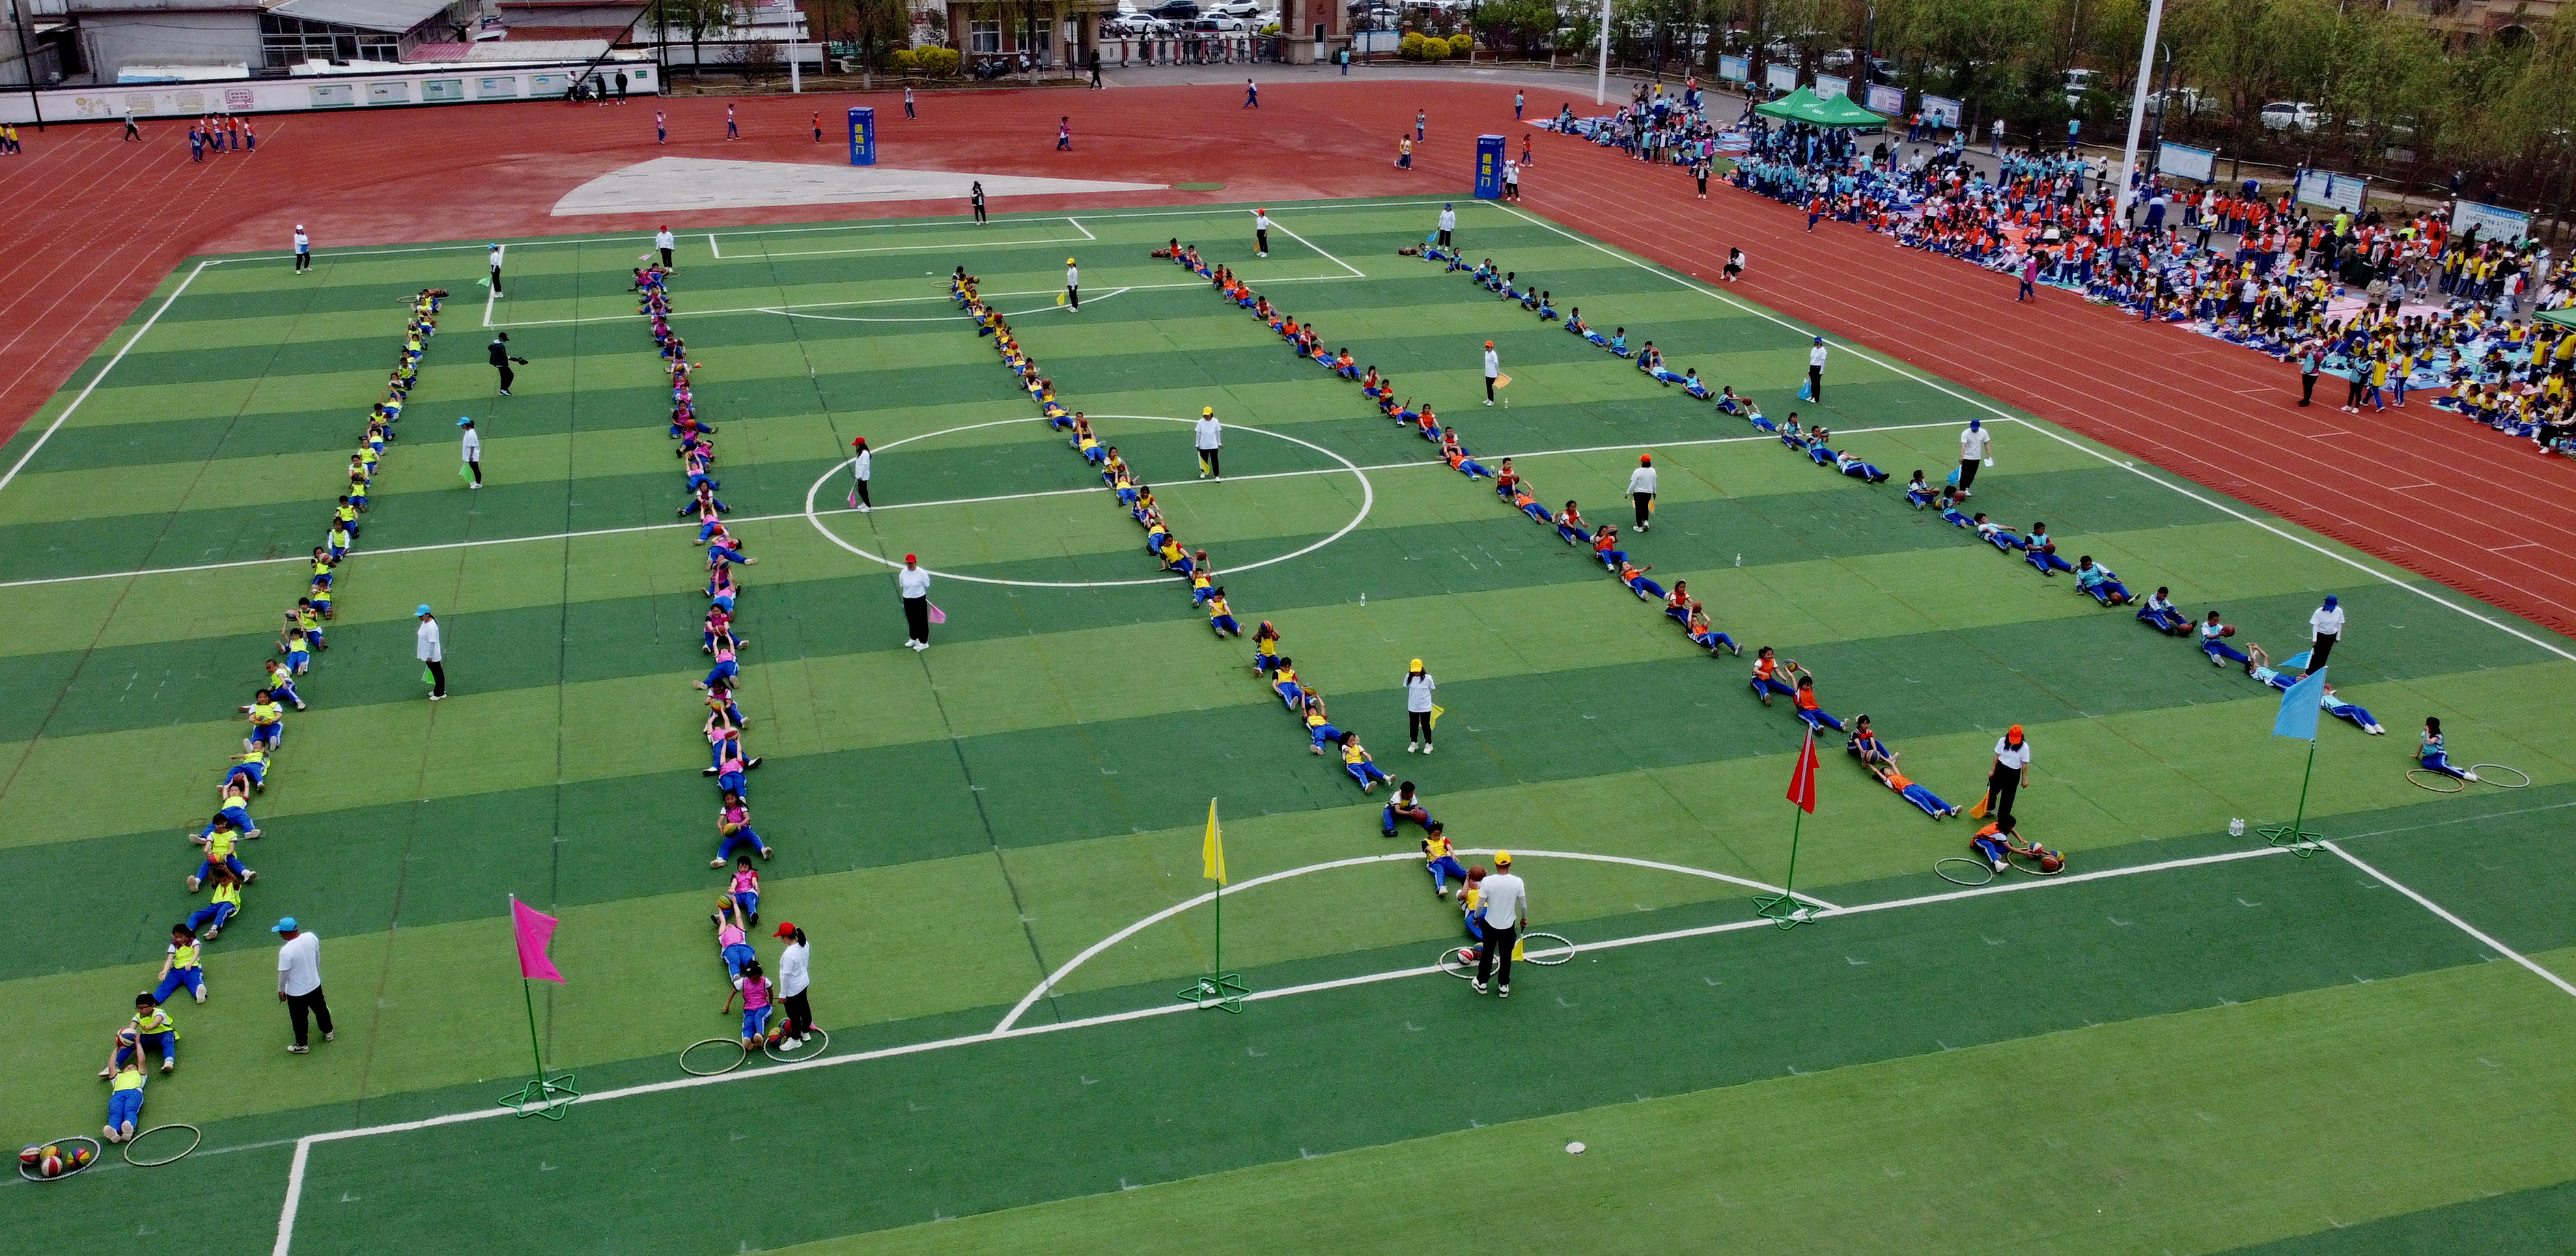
<box><xmin>763</xmin><ymin>1027</ymin><xmax>829</xmax><ymax>1063</ymax></box>
<box><xmin>122</xmin><ymin>1124</ymin><xmax>201</xmax><ymax>1168</ymax></box>
<box><xmin>1935</xmin><ymin>856</ymin><xmax>1996</xmax><ymax>887</ymax></box>
<box><xmin>2468</xmin><ymin>764</ymin><xmax>2530</xmax><ymax>790</ymax></box>
<box><xmin>680</xmin><ymin>1037</ymin><xmax>748</xmax><ymax>1076</ymax></box>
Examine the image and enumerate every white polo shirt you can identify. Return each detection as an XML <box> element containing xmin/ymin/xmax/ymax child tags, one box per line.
<box><xmin>1960</xmin><ymin>425</ymin><xmax>1992</xmax><ymax>460</ymax></box>
<box><xmin>2310</xmin><ymin>604</ymin><xmax>2346</xmax><ymax>637</ymax></box>
<box><xmin>778</xmin><ymin>940</ymin><xmax>810</xmax><ymax>998</ymax></box>
<box><xmin>898</xmin><ymin>566</ymin><xmax>932</xmax><ymax>599</ymax></box>
<box><xmin>1479</xmin><ymin>873</ymin><xmax>1526</xmax><ymax>929</ymax></box>
<box><xmin>277</xmin><ymin>932</ymin><xmax>322</xmax><ymax>996</ymax></box>
<box><xmin>1992</xmin><ymin>738</ymin><xmax>2032</xmax><ymax>772</ymax></box>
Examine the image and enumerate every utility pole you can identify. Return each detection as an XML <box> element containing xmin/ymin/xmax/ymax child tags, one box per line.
<box><xmin>2111</xmin><ymin>0</ymin><xmax>2164</xmax><ymax>227</ymax></box>
<box><xmin>9</xmin><ymin>0</ymin><xmax>46</xmax><ymax>131</ymax></box>
<box><xmin>1593</xmin><ymin>0</ymin><xmax>1610</xmax><ymax>104</ymax></box>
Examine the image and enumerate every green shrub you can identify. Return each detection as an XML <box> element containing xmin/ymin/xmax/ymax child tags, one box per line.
<box><xmin>1399</xmin><ymin>31</ymin><xmax>1427</xmax><ymax>58</ymax></box>
<box><xmin>1447</xmin><ymin>32</ymin><xmax>1472</xmax><ymax>55</ymax></box>
<box><xmin>906</xmin><ymin>46</ymin><xmax>961</xmax><ymax>76</ymax></box>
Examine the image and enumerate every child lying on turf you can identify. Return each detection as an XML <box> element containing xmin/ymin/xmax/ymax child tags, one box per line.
<box><xmin>1870</xmin><ymin>759</ymin><xmax>1962</xmax><ymax>818</ymax></box>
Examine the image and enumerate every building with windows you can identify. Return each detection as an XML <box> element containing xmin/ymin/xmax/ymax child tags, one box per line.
<box><xmin>2412</xmin><ymin>0</ymin><xmax>2562</xmax><ymax>51</ymax></box>
<box><xmin>939</xmin><ymin>0</ymin><xmax>1110</xmax><ymax>70</ymax></box>
<box><xmin>66</xmin><ymin>0</ymin><xmax>453</xmax><ymax>82</ymax></box>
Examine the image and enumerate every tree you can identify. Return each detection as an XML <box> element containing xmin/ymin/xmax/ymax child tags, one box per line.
<box><xmin>667</xmin><ymin>0</ymin><xmax>736</xmax><ymax>80</ymax></box>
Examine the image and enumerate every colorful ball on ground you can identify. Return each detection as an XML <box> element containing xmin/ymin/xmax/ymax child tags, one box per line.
<box><xmin>39</xmin><ymin>1152</ymin><xmax>63</xmax><ymax>1177</ymax></box>
<box><xmin>18</xmin><ymin>1145</ymin><xmax>39</xmax><ymax>1166</ymax></box>
<box><xmin>69</xmin><ymin>1146</ymin><xmax>94</xmax><ymax>1167</ymax></box>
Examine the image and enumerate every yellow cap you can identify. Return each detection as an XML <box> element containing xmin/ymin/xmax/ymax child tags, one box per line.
<box><xmin>1067</xmin><ymin>257</ymin><xmax>1077</xmax><ymax>265</ymax></box>
<box><xmin>1203</xmin><ymin>406</ymin><xmax>1214</xmax><ymax>417</ymax></box>
<box><xmin>1410</xmin><ymin>658</ymin><xmax>1423</xmax><ymax>669</ymax></box>
<box><xmin>1493</xmin><ymin>850</ymin><xmax>1512</xmax><ymax>865</ymax></box>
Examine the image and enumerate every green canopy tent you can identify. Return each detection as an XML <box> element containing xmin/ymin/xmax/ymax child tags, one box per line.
<box><xmin>1754</xmin><ymin>87</ymin><xmax>1888</xmax><ymax>129</ymax></box>
<box><xmin>2540</xmin><ymin>307</ymin><xmax>2576</xmax><ymax>331</ymax></box>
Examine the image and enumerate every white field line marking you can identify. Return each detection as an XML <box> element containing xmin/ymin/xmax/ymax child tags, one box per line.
<box><xmin>743</xmin><ymin>235</ymin><xmax>1077</xmax><ymax>262</ymax></box>
<box><xmin>763</xmin><ymin>287</ymin><xmax>1129</xmax><ymax>324</ymax></box>
<box><xmin>992</xmin><ymin>846</ymin><xmax>1832</xmax><ymax>1035</ymax></box>
<box><xmin>486</xmin><ymin>275</ymin><xmax>1359</xmax><ymax>329</ymax></box>
<box><xmin>1068</xmin><ymin>217</ymin><xmax>1096</xmax><ymax>240</ymax></box>
<box><xmin>0</xmin><ymin>420</ymin><xmax>1952</xmax><ymax>591</ymax></box>
<box><xmin>2321</xmin><ymin>839</ymin><xmax>2576</xmax><ymax>1000</ymax></box>
<box><xmin>236</xmin><ymin>199</ymin><xmax>1461</xmax><ymax>267</ymax></box>
<box><xmin>801</xmin><ymin>413</ymin><xmax>1377</xmax><ymax>589</ymax></box>
<box><xmin>706</xmin><ymin>232</ymin><xmax>721</xmax><ymax>260</ymax></box>
<box><xmin>1489</xmin><ymin>201</ymin><xmax>2576</xmax><ymax>665</ymax></box>
<box><xmin>1272</xmin><ymin>218</ymin><xmax>1365</xmax><ymax>278</ymax></box>
<box><xmin>0</xmin><ymin>259</ymin><xmax>218</xmax><ymax>499</ymax></box>
<box><xmin>267</xmin><ymin>836</ymin><xmax>2306</xmax><ymax>1255</ymax></box>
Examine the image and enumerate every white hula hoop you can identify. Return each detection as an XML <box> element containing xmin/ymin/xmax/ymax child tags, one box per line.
<box><xmin>1935</xmin><ymin>856</ymin><xmax>1996</xmax><ymax>887</ymax></box>
<box><xmin>680</xmin><ymin>1037</ymin><xmax>748</xmax><ymax>1076</ymax></box>
<box><xmin>763</xmin><ymin>1027</ymin><xmax>830</xmax><ymax>1063</ymax></box>
<box><xmin>2468</xmin><ymin>764</ymin><xmax>2530</xmax><ymax>790</ymax></box>
<box><xmin>2405</xmin><ymin>768</ymin><xmax>2467</xmax><ymax>794</ymax></box>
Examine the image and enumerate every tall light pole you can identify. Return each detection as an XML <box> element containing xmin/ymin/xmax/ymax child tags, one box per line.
<box><xmin>2111</xmin><ymin>0</ymin><xmax>2164</xmax><ymax>227</ymax></box>
<box><xmin>1594</xmin><ymin>0</ymin><xmax>1610</xmax><ymax>104</ymax></box>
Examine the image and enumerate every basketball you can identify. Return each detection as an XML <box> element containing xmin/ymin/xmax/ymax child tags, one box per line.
<box><xmin>2039</xmin><ymin>851</ymin><xmax>2065</xmax><ymax>872</ymax></box>
<box><xmin>2220</xmin><ymin>626</ymin><xmax>2236</xmax><ymax>637</ymax></box>
<box><xmin>17</xmin><ymin>1145</ymin><xmax>38</xmax><ymax>1167</ymax></box>
<box><xmin>39</xmin><ymin>1152</ymin><xmax>63</xmax><ymax>1177</ymax></box>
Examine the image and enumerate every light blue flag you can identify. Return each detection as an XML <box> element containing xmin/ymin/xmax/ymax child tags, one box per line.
<box><xmin>2274</xmin><ymin>667</ymin><xmax>2327</xmax><ymax>740</ymax></box>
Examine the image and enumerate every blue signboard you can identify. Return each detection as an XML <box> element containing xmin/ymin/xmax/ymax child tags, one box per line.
<box><xmin>1473</xmin><ymin>134</ymin><xmax>1504</xmax><ymax>199</ymax></box>
<box><xmin>847</xmin><ymin>107</ymin><xmax>876</xmax><ymax>167</ymax></box>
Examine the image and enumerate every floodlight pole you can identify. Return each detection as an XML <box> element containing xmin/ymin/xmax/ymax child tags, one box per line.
<box><xmin>1593</xmin><ymin>0</ymin><xmax>1610</xmax><ymax>104</ymax></box>
<box><xmin>2111</xmin><ymin>0</ymin><xmax>2165</xmax><ymax>228</ymax></box>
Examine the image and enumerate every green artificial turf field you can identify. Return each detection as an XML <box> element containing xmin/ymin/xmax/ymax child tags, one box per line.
<box><xmin>5</xmin><ymin>196</ymin><xmax>2575</xmax><ymax>1255</ymax></box>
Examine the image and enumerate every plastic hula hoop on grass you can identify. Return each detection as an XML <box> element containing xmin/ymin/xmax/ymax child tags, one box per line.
<box><xmin>2008</xmin><ymin>852</ymin><xmax>2066</xmax><ymax>877</ymax></box>
<box><xmin>2469</xmin><ymin>764</ymin><xmax>2530</xmax><ymax>790</ymax></box>
<box><xmin>763</xmin><ymin>1027</ymin><xmax>829</xmax><ymax>1063</ymax></box>
<box><xmin>1518</xmin><ymin>931</ymin><xmax>1576</xmax><ymax>966</ymax></box>
<box><xmin>122</xmin><ymin>1123</ymin><xmax>200</xmax><ymax>1168</ymax></box>
<box><xmin>680</xmin><ymin>1037</ymin><xmax>748</xmax><ymax>1076</ymax></box>
<box><xmin>2405</xmin><ymin>768</ymin><xmax>2466</xmax><ymax>794</ymax></box>
<box><xmin>1935</xmin><ymin>857</ymin><xmax>1995</xmax><ymax>887</ymax></box>
<box><xmin>18</xmin><ymin>1135</ymin><xmax>102</xmax><ymax>1182</ymax></box>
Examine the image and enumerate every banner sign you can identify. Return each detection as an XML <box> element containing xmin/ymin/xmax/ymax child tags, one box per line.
<box><xmin>2295</xmin><ymin>169</ymin><xmax>2366</xmax><ymax>214</ymax></box>
<box><xmin>1920</xmin><ymin>94</ymin><xmax>1960</xmax><ymax>128</ymax></box>
<box><xmin>1812</xmin><ymin>72</ymin><xmax>1849</xmax><ymax>100</ymax></box>
<box><xmin>2155</xmin><ymin>141</ymin><xmax>2216</xmax><ymax>183</ymax></box>
<box><xmin>1764</xmin><ymin>62</ymin><xmax>1797</xmax><ymax>93</ymax></box>
<box><xmin>2450</xmin><ymin>199</ymin><xmax>2531</xmax><ymax>244</ymax></box>
<box><xmin>1718</xmin><ymin>54</ymin><xmax>1749</xmax><ymax>83</ymax></box>
<box><xmin>1864</xmin><ymin>83</ymin><xmax>1903</xmax><ymax>115</ymax></box>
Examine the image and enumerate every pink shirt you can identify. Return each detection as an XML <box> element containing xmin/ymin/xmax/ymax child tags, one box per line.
<box><xmin>731</xmin><ymin>869</ymin><xmax>759</xmax><ymax>895</ymax></box>
<box><xmin>738</xmin><ymin>976</ymin><xmax>771</xmax><ymax>1009</ymax></box>
<box><xmin>718</xmin><ymin>922</ymin><xmax>745</xmax><ymax>948</ymax></box>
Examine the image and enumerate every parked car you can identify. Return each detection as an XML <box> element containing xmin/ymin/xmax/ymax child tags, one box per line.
<box><xmin>1146</xmin><ymin>0</ymin><xmax>1200</xmax><ymax>18</ymax></box>
<box><xmin>2260</xmin><ymin>100</ymin><xmax>2320</xmax><ymax>132</ymax></box>
<box><xmin>1865</xmin><ymin>55</ymin><xmax>1896</xmax><ymax>83</ymax></box>
<box><xmin>1821</xmin><ymin>46</ymin><xmax>1856</xmax><ymax>71</ymax></box>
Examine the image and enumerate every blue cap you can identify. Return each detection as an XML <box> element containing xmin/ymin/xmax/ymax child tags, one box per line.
<box><xmin>2323</xmin><ymin>595</ymin><xmax>2337</xmax><ymax>608</ymax></box>
<box><xmin>416</xmin><ymin>604</ymin><xmax>433</xmax><ymax>616</ymax></box>
<box><xmin>1969</xmin><ymin>419</ymin><xmax>1981</xmax><ymax>430</ymax></box>
<box><xmin>457</xmin><ymin>417</ymin><xmax>473</xmax><ymax>426</ymax></box>
<box><xmin>272</xmin><ymin>917</ymin><xmax>298</xmax><ymax>933</ymax></box>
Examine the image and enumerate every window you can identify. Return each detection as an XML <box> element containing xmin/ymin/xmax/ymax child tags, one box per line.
<box><xmin>969</xmin><ymin>20</ymin><xmax>1000</xmax><ymax>52</ymax></box>
<box><xmin>259</xmin><ymin>14</ymin><xmax>400</xmax><ymax>68</ymax></box>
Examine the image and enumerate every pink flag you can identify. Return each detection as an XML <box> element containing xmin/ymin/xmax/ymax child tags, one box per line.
<box><xmin>512</xmin><ymin>897</ymin><xmax>563</xmax><ymax>983</ymax></box>
<box><xmin>927</xmin><ymin>602</ymin><xmax>947</xmax><ymax>625</ymax></box>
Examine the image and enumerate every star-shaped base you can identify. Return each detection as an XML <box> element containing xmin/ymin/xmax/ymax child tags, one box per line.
<box><xmin>1175</xmin><ymin>973</ymin><xmax>1249</xmax><ymax>1014</ymax></box>
<box><xmin>1751</xmin><ymin>892</ymin><xmax>1820</xmax><ymax>930</ymax></box>
<box><xmin>2256</xmin><ymin>822</ymin><xmax>2323</xmax><ymax>858</ymax></box>
<box><xmin>499</xmin><ymin>1072</ymin><xmax>581</xmax><ymax>1120</ymax></box>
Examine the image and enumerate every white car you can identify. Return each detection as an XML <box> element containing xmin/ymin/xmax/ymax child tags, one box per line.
<box><xmin>2260</xmin><ymin>101</ymin><xmax>2319</xmax><ymax>132</ymax></box>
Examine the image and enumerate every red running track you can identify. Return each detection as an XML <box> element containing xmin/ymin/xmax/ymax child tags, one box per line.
<box><xmin>1</xmin><ymin>77</ymin><xmax>2570</xmax><ymax>641</ymax></box>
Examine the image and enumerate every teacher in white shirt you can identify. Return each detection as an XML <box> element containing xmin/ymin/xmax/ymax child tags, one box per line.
<box><xmin>898</xmin><ymin>553</ymin><xmax>933</xmax><ymax>651</ymax></box>
<box><xmin>1957</xmin><ymin>419</ymin><xmax>1991</xmax><ymax>497</ymax></box>
<box><xmin>2305</xmin><ymin>595</ymin><xmax>2344</xmax><ymax>675</ymax></box>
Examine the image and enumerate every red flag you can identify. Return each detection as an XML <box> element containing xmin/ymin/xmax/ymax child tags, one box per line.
<box><xmin>1785</xmin><ymin>728</ymin><xmax>1819</xmax><ymax>815</ymax></box>
<box><xmin>512</xmin><ymin>897</ymin><xmax>563</xmax><ymax>983</ymax></box>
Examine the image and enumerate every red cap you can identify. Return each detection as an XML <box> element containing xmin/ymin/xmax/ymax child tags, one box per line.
<box><xmin>772</xmin><ymin>921</ymin><xmax>798</xmax><ymax>938</ymax></box>
<box><xmin>1640</xmin><ymin>454</ymin><xmax>1652</xmax><ymax>464</ymax></box>
<box><xmin>904</xmin><ymin>554</ymin><xmax>917</xmax><ymax>563</ymax></box>
<box><xmin>853</xmin><ymin>436</ymin><xmax>866</xmax><ymax>447</ymax></box>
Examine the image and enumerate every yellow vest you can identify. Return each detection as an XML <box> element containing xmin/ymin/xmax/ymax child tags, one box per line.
<box><xmin>169</xmin><ymin>939</ymin><xmax>200</xmax><ymax>970</ymax></box>
<box><xmin>113</xmin><ymin>1069</ymin><xmax>145</xmax><ymax>1093</ymax></box>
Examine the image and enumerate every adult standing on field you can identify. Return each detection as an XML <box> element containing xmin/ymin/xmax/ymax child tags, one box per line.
<box><xmin>970</xmin><ymin>180</ymin><xmax>987</xmax><ymax>225</ymax></box>
<box><xmin>1252</xmin><ymin>208</ymin><xmax>1270</xmax><ymax>258</ymax></box>
<box><xmin>1470</xmin><ymin>851</ymin><xmax>1525</xmax><ymax>996</ymax></box>
<box><xmin>458</xmin><ymin>418</ymin><xmax>483</xmax><ymax>488</ymax></box>
<box><xmin>2304</xmin><ymin>595</ymin><xmax>2344</xmax><ymax>675</ymax></box>
<box><xmin>1482</xmin><ymin>339</ymin><xmax>1500</xmax><ymax>406</ymax></box>
<box><xmin>772</xmin><ymin>922</ymin><xmax>814</xmax><ymax>1046</ymax></box>
<box><xmin>1064</xmin><ymin>257</ymin><xmax>1080</xmax><ymax>311</ymax></box>
<box><xmin>487</xmin><ymin>242</ymin><xmax>505</xmax><ymax>296</ymax></box>
<box><xmin>417</xmin><ymin>604</ymin><xmax>447</xmax><ymax>699</ymax></box>
<box><xmin>293</xmin><ymin>224</ymin><xmax>311</xmax><ymax>274</ymax></box>
<box><xmin>656</xmin><ymin>223</ymin><xmax>675</xmax><ymax>269</ymax></box>
<box><xmin>274</xmin><ymin>917</ymin><xmax>332</xmax><ymax>1053</ymax></box>
<box><xmin>1983</xmin><ymin>725</ymin><xmax>2031</xmax><ymax>824</ymax></box>
<box><xmin>1805</xmin><ymin>335</ymin><xmax>1829</xmax><ymax>402</ymax></box>
<box><xmin>488</xmin><ymin>331</ymin><xmax>524</xmax><ymax>397</ymax></box>
<box><xmin>1956</xmin><ymin>418</ymin><xmax>1990</xmax><ymax>497</ymax></box>
<box><xmin>850</xmin><ymin>436</ymin><xmax>873</xmax><ymax>512</ymax></box>
<box><xmin>898</xmin><ymin>553</ymin><xmax>933</xmax><ymax>651</ymax></box>
<box><xmin>1628</xmin><ymin>454</ymin><xmax>1657</xmax><ymax>531</ymax></box>
<box><xmin>1437</xmin><ymin>202</ymin><xmax>1456</xmax><ymax>249</ymax></box>
<box><xmin>1403</xmin><ymin>658</ymin><xmax>1436</xmax><ymax>753</ymax></box>
<box><xmin>1194</xmin><ymin>406</ymin><xmax>1223</xmax><ymax>479</ymax></box>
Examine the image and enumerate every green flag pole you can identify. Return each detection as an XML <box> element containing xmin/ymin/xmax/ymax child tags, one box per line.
<box><xmin>497</xmin><ymin>905</ymin><xmax>580</xmax><ymax>1119</ymax></box>
<box><xmin>2256</xmin><ymin>736</ymin><xmax>2323</xmax><ymax>856</ymax></box>
<box><xmin>1177</xmin><ymin>803</ymin><xmax>1248</xmax><ymax>1013</ymax></box>
<box><xmin>1751</xmin><ymin>807</ymin><xmax>1817</xmax><ymax>928</ymax></box>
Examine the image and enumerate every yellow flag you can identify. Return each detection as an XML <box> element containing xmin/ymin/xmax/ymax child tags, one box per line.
<box><xmin>1201</xmin><ymin>798</ymin><xmax>1227</xmax><ymax>884</ymax></box>
<box><xmin>1429</xmin><ymin>704</ymin><xmax>1446</xmax><ymax>730</ymax></box>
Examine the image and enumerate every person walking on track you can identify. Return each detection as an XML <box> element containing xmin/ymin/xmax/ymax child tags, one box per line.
<box><xmin>905</xmin><ymin>86</ymin><xmax>916</xmax><ymax>118</ymax></box>
<box><xmin>1806</xmin><ymin>335</ymin><xmax>1829</xmax><ymax>401</ymax></box>
<box><xmin>1064</xmin><ymin>257</ymin><xmax>1080</xmax><ymax>310</ymax></box>
<box><xmin>1403</xmin><ymin>658</ymin><xmax>1436</xmax><ymax>753</ymax></box>
<box><xmin>417</xmin><ymin>605</ymin><xmax>447</xmax><ymax>698</ymax></box>
<box><xmin>1244</xmin><ymin>78</ymin><xmax>1259</xmax><ymax>107</ymax></box>
<box><xmin>458</xmin><ymin>419</ymin><xmax>483</xmax><ymax>488</ymax></box>
<box><xmin>850</xmin><ymin>436</ymin><xmax>873</xmax><ymax>512</ymax></box>
<box><xmin>1483</xmin><ymin>340</ymin><xmax>1500</xmax><ymax>406</ymax></box>
<box><xmin>1628</xmin><ymin>454</ymin><xmax>1657</xmax><ymax>531</ymax></box>
<box><xmin>124</xmin><ymin>104</ymin><xmax>142</xmax><ymax>141</ymax></box>
<box><xmin>899</xmin><ymin>554</ymin><xmax>933</xmax><ymax>651</ymax></box>
<box><xmin>2304</xmin><ymin>595</ymin><xmax>2344</xmax><ymax>675</ymax></box>
<box><xmin>1982</xmin><ymin>725</ymin><xmax>2031</xmax><ymax>822</ymax></box>
<box><xmin>1956</xmin><ymin>418</ymin><xmax>1990</xmax><ymax>497</ymax></box>
<box><xmin>488</xmin><ymin>331</ymin><xmax>524</xmax><ymax>396</ymax></box>
<box><xmin>275</xmin><ymin>917</ymin><xmax>333</xmax><ymax>1053</ymax></box>
<box><xmin>1252</xmin><ymin>208</ymin><xmax>1270</xmax><ymax>258</ymax></box>
<box><xmin>1471</xmin><ymin>852</ymin><xmax>1526</xmax><ymax>996</ymax></box>
<box><xmin>1195</xmin><ymin>407</ymin><xmax>1223</xmax><ymax>479</ymax></box>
